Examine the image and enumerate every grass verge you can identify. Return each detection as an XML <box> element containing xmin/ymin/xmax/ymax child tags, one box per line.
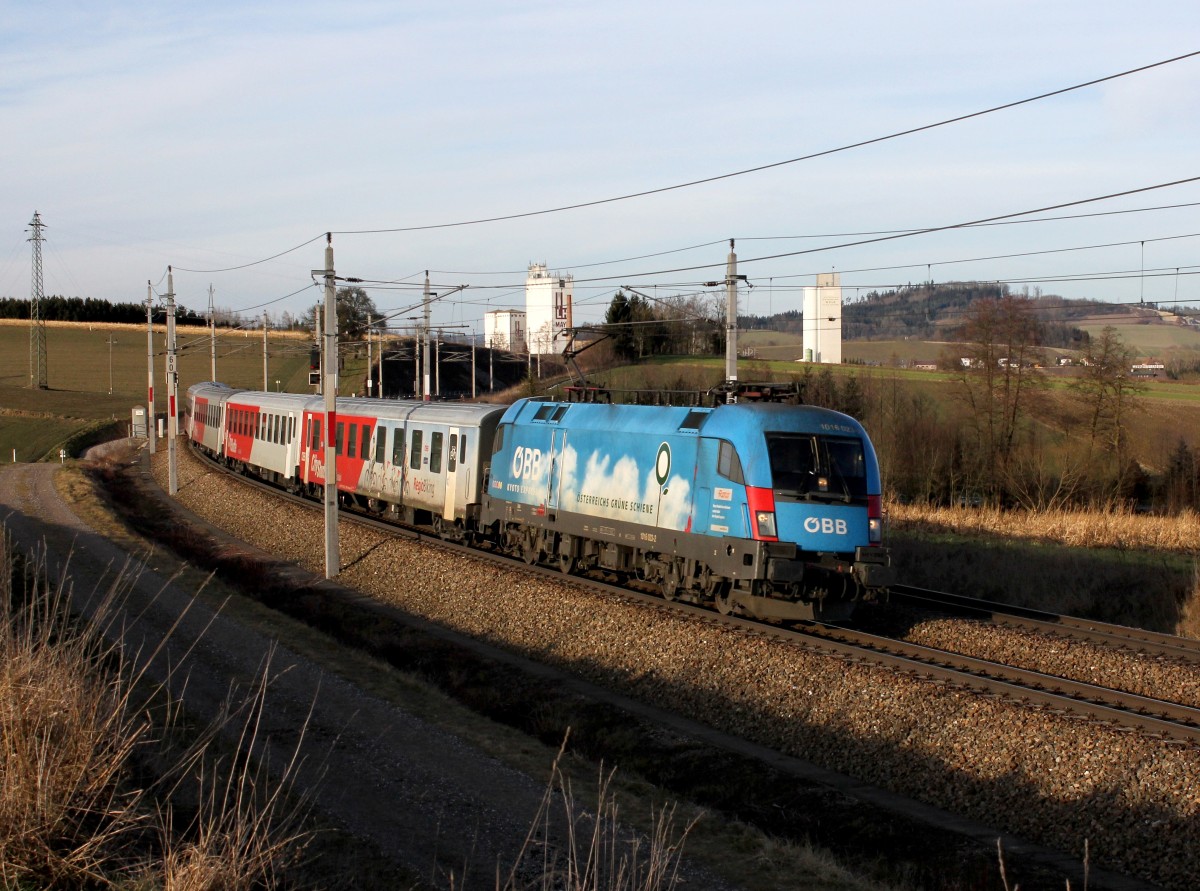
<box><xmin>0</xmin><ymin>527</ymin><xmax>312</xmax><ymax>889</ymax></box>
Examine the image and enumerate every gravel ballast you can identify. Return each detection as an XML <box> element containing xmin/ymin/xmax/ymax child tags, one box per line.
<box><xmin>157</xmin><ymin>447</ymin><xmax>1200</xmax><ymax>889</ymax></box>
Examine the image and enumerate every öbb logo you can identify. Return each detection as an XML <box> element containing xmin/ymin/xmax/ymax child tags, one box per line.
<box><xmin>511</xmin><ymin>446</ymin><xmax>542</xmax><ymax>480</ymax></box>
<box><xmin>804</xmin><ymin>517</ymin><xmax>848</xmax><ymax>535</ymax></box>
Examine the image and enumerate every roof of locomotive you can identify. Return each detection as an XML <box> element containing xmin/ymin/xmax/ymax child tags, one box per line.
<box><xmin>500</xmin><ymin>398</ymin><xmax>869</xmax><ymax>440</ymax></box>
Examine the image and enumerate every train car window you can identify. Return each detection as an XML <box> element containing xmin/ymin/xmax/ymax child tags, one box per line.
<box><xmin>551</xmin><ymin>406</ymin><xmax>568</xmax><ymax>422</ymax></box>
<box><xmin>347</xmin><ymin>424</ymin><xmax>357</xmax><ymax>458</ymax></box>
<box><xmin>448</xmin><ymin>434</ymin><xmax>457</xmax><ymax>472</ymax></box>
<box><xmin>336</xmin><ymin>422</ymin><xmax>345</xmax><ymax>456</ymax></box>
<box><xmin>392</xmin><ymin>429</ymin><xmax>404</xmax><ymax>466</ymax></box>
<box><xmin>289</xmin><ymin>417</ymin><xmax>295</xmax><ymax>443</ymax></box>
<box><xmin>534</xmin><ymin>404</ymin><xmax>555</xmax><ymax>422</ymax></box>
<box><xmin>375</xmin><ymin>427</ymin><xmax>387</xmax><ymax>464</ymax></box>
<box><xmin>679</xmin><ymin>409</ymin><xmax>710</xmax><ymax>431</ymax></box>
<box><xmin>410</xmin><ymin>430</ymin><xmax>423</xmax><ymax>470</ymax></box>
<box><xmin>717</xmin><ymin>441</ymin><xmax>746</xmax><ymax>484</ymax></box>
<box><xmin>360</xmin><ymin>424</ymin><xmax>371</xmax><ymax>460</ymax></box>
<box><xmin>309</xmin><ymin>418</ymin><xmax>319</xmax><ymax>450</ymax></box>
<box><xmin>275</xmin><ymin>415</ymin><xmax>282</xmax><ymax>444</ymax></box>
<box><xmin>430</xmin><ymin>431</ymin><xmax>444</xmax><ymax>474</ymax></box>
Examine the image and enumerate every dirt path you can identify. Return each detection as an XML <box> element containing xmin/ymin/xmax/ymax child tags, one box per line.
<box><xmin>0</xmin><ymin>442</ymin><xmax>558</xmax><ymax>887</ymax></box>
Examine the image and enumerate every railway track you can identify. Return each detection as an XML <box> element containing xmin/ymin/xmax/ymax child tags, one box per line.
<box><xmin>892</xmin><ymin>584</ymin><xmax>1200</xmax><ymax>663</ymax></box>
<box><xmin>194</xmin><ymin>443</ymin><xmax>1200</xmax><ymax>745</ymax></box>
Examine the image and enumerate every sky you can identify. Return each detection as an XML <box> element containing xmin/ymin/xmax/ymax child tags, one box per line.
<box><xmin>2</xmin><ymin>0</ymin><xmax>1200</xmax><ymax>336</ymax></box>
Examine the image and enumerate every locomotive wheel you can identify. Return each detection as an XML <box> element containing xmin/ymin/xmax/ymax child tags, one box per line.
<box><xmin>660</xmin><ymin>566</ymin><xmax>680</xmax><ymax>601</ymax></box>
<box><xmin>713</xmin><ymin>586</ymin><xmax>734</xmax><ymax>616</ymax></box>
<box><xmin>556</xmin><ymin>535</ymin><xmax>575</xmax><ymax>574</ymax></box>
<box><xmin>521</xmin><ymin>529</ymin><xmax>539</xmax><ymax>564</ymax></box>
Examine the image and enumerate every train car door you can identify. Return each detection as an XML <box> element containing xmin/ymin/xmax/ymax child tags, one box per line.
<box><xmin>284</xmin><ymin>411</ymin><xmax>297</xmax><ymax>480</ymax></box>
<box><xmin>442</xmin><ymin>426</ymin><xmax>461</xmax><ymax>521</ymax></box>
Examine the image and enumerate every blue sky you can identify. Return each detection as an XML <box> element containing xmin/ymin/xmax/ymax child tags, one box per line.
<box><xmin>2</xmin><ymin>1</ymin><xmax>1199</xmax><ymax>334</ymax></box>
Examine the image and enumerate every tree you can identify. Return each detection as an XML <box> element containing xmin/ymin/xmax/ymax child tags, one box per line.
<box><xmin>604</xmin><ymin>291</ymin><xmax>638</xmax><ymax>360</ymax></box>
<box><xmin>335</xmin><ymin>287</ymin><xmax>378</xmax><ymax>340</ymax></box>
<box><xmin>1073</xmin><ymin>326</ymin><xmax>1144</xmax><ymax>465</ymax></box>
<box><xmin>952</xmin><ymin>294</ymin><xmax>1044</xmax><ymax>499</ymax></box>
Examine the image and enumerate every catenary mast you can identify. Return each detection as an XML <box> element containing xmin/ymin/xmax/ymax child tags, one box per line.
<box><xmin>27</xmin><ymin>212</ymin><xmax>48</xmax><ymax>389</ymax></box>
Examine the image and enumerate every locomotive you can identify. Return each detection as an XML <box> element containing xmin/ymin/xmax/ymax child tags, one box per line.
<box><xmin>186</xmin><ymin>382</ymin><xmax>892</xmax><ymax>621</ymax></box>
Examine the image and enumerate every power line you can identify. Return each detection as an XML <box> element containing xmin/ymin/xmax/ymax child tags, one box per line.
<box><xmin>330</xmin><ymin>51</ymin><xmax>1200</xmax><ymax>236</ymax></box>
<box><xmin>172</xmin><ymin>233</ymin><xmax>327</xmax><ymax>274</ymax></box>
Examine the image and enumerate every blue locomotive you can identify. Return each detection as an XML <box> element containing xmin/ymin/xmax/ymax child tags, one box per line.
<box><xmin>481</xmin><ymin>398</ymin><xmax>892</xmax><ymax>621</ymax></box>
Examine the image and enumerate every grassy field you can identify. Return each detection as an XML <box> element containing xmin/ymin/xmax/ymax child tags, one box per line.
<box><xmin>0</xmin><ymin>414</ymin><xmax>89</xmax><ymax>463</ymax></box>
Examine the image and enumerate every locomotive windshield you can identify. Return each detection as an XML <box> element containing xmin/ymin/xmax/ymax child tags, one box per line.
<box><xmin>766</xmin><ymin>434</ymin><xmax>868</xmax><ymax>503</ymax></box>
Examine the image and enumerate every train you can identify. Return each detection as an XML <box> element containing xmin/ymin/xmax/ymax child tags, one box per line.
<box><xmin>186</xmin><ymin>382</ymin><xmax>893</xmax><ymax>622</ymax></box>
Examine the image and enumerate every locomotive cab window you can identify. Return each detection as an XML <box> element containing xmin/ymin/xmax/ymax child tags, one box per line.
<box><xmin>766</xmin><ymin>434</ymin><xmax>867</xmax><ymax>502</ymax></box>
<box><xmin>717</xmin><ymin>441</ymin><xmax>745</xmax><ymax>484</ymax></box>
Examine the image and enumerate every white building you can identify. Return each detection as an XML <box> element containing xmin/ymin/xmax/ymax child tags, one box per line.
<box><xmin>484</xmin><ymin>309</ymin><xmax>526</xmax><ymax>352</ymax></box>
<box><xmin>802</xmin><ymin>272</ymin><xmax>842</xmax><ymax>364</ymax></box>
<box><xmin>524</xmin><ymin>263</ymin><xmax>573</xmax><ymax>356</ymax></box>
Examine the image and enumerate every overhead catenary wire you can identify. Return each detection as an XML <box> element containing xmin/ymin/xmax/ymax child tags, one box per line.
<box><xmin>330</xmin><ymin>51</ymin><xmax>1200</xmax><ymax>237</ymax></box>
<box><xmin>154</xmin><ymin>51</ymin><xmax>1200</xmax><ymax>286</ymax></box>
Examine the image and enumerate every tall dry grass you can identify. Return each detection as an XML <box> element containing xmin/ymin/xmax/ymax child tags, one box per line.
<box><xmin>0</xmin><ymin>527</ymin><xmax>310</xmax><ymax>889</ymax></box>
<box><xmin>889</xmin><ymin>501</ymin><xmax>1200</xmax><ymax>554</ymax></box>
<box><xmin>499</xmin><ymin>735</ymin><xmax>699</xmax><ymax>891</ymax></box>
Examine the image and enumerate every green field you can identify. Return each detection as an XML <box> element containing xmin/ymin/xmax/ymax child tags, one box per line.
<box><xmin>0</xmin><ymin>415</ymin><xmax>90</xmax><ymax>463</ymax></box>
<box><xmin>4</xmin><ymin>318</ymin><xmax>1200</xmax><ymax>466</ymax></box>
<box><xmin>0</xmin><ymin>321</ymin><xmax>320</xmax><ymax>418</ymax></box>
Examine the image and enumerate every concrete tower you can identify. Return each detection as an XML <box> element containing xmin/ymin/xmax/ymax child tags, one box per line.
<box><xmin>802</xmin><ymin>272</ymin><xmax>842</xmax><ymax>364</ymax></box>
<box><xmin>524</xmin><ymin>263</ymin><xmax>573</xmax><ymax>356</ymax></box>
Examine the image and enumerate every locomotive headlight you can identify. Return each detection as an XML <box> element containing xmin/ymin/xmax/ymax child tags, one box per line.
<box><xmin>817</xmin><ymin>476</ymin><xmax>829</xmax><ymax>492</ymax></box>
<box><xmin>868</xmin><ymin>516</ymin><xmax>882</xmax><ymax>543</ymax></box>
<box><xmin>755</xmin><ymin>511</ymin><xmax>777</xmax><ymax>539</ymax></box>
<box><xmin>868</xmin><ymin>495</ymin><xmax>883</xmax><ymax>544</ymax></box>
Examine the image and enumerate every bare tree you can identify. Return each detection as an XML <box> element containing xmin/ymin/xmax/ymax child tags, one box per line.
<box><xmin>1072</xmin><ymin>325</ymin><xmax>1145</xmax><ymax>499</ymax></box>
<box><xmin>953</xmin><ymin>294</ymin><xmax>1044</xmax><ymax>499</ymax></box>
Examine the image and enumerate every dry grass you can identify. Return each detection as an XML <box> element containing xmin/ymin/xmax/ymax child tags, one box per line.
<box><xmin>499</xmin><ymin>734</ymin><xmax>698</xmax><ymax>891</ymax></box>
<box><xmin>0</xmin><ymin>527</ymin><xmax>311</xmax><ymax>889</ymax></box>
<box><xmin>889</xmin><ymin>501</ymin><xmax>1200</xmax><ymax>554</ymax></box>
